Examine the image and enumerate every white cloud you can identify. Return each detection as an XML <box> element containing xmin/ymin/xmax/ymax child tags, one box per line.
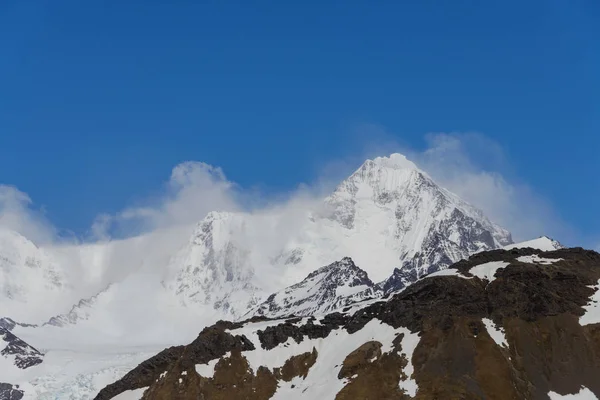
<box><xmin>413</xmin><ymin>132</ymin><xmax>569</xmax><ymax>242</ymax></box>
<box><xmin>0</xmin><ymin>132</ymin><xmax>578</xmax><ymax>288</ymax></box>
<box><xmin>2</xmin><ymin>131</ymin><xmax>571</xmax><ymax>247</ymax></box>
<box><xmin>0</xmin><ymin>184</ymin><xmax>57</xmax><ymax>244</ymax></box>
<box><xmin>90</xmin><ymin>161</ymin><xmax>240</xmax><ymax>240</ymax></box>
<box><xmin>0</xmin><ymin>129</ymin><xmax>587</xmax><ymax>327</ymax></box>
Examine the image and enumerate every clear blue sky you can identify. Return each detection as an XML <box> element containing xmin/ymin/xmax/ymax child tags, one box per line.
<box><xmin>0</xmin><ymin>1</ymin><xmax>598</xmax><ymax>242</ymax></box>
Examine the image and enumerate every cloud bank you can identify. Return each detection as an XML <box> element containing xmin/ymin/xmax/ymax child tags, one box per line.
<box><xmin>0</xmin><ymin>131</ymin><xmax>575</xmax><ymax>263</ymax></box>
<box><xmin>1</xmin><ymin>130</ymin><xmax>583</xmax><ymax>326</ymax></box>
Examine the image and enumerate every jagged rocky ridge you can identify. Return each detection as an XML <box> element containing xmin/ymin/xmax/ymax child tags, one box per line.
<box><xmin>245</xmin><ymin>257</ymin><xmax>382</xmax><ymax>319</ymax></box>
<box><xmin>95</xmin><ymin>246</ymin><xmax>600</xmax><ymax>400</ymax></box>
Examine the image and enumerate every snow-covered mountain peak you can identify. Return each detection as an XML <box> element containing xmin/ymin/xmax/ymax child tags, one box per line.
<box><xmin>332</xmin><ymin>153</ymin><xmax>423</xmax><ymax>200</ymax></box>
<box><xmin>247</xmin><ymin>257</ymin><xmax>382</xmax><ymax>319</ymax></box>
<box><xmin>164</xmin><ymin>152</ymin><xmax>514</xmax><ymax>316</ymax></box>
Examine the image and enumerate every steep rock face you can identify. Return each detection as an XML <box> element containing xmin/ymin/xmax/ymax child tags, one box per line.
<box><xmin>1</xmin><ymin>327</ymin><xmax>43</xmax><ymax>369</ymax></box>
<box><xmin>246</xmin><ymin>257</ymin><xmax>382</xmax><ymax>319</ymax></box>
<box><xmin>97</xmin><ymin>247</ymin><xmax>600</xmax><ymax>400</ymax></box>
<box><xmin>165</xmin><ymin>154</ymin><xmax>512</xmax><ymax>317</ymax></box>
<box><xmin>1</xmin><ymin>328</ymin><xmax>43</xmax><ymax>400</ymax></box>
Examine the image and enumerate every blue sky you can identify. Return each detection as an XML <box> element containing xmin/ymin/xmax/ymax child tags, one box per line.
<box><xmin>0</xmin><ymin>1</ymin><xmax>598</xmax><ymax>246</ymax></box>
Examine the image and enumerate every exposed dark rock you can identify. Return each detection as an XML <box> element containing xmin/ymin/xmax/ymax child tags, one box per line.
<box><xmin>1</xmin><ymin>327</ymin><xmax>43</xmax><ymax>369</ymax></box>
<box><xmin>0</xmin><ymin>383</ymin><xmax>23</xmax><ymax>400</ymax></box>
<box><xmin>0</xmin><ymin>318</ymin><xmax>16</xmax><ymax>331</ymax></box>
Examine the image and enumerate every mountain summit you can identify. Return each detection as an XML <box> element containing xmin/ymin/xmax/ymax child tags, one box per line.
<box><xmin>166</xmin><ymin>153</ymin><xmax>512</xmax><ymax>318</ymax></box>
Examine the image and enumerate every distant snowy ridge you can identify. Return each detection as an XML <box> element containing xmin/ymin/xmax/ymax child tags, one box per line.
<box><xmin>245</xmin><ymin>257</ymin><xmax>382</xmax><ymax>319</ymax></box>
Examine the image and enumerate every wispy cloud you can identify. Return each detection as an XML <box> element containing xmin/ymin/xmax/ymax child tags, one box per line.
<box><xmin>0</xmin><ymin>131</ymin><xmax>580</xmax><ymax>267</ymax></box>
<box><xmin>413</xmin><ymin>132</ymin><xmax>571</xmax><ymax>243</ymax></box>
<box><xmin>315</xmin><ymin>126</ymin><xmax>574</xmax><ymax>244</ymax></box>
<box><xmin>90</xmin><ymin>161</ymin><xmax>240</xmax><ymax>240</ymax></box>
<box><xmin>0</xmin><ymin>184</ymin><xmax>57</xmax><ymax>244</ymax></box>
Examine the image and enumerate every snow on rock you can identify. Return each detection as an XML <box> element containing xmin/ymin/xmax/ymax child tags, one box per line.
<box><xmin>195</xmin><ymin>357</ymin><xmax>223</xmax><ymax>378</ymax></box>
<box><xmin>482</xmin><ymin>318</ymin><xmax>508</xmax><ymax>348</ymax></box>
<box><xmin>1</xmin><ymin>327</ymin><xmax>43</xmax><ymax>375</ymax></box>
<box><xmin>580</xmin><ymin>281</ymin><xmax>600</xmax><ymax>326</ymax></box>
<box><xmin>469</xmin><ymin>261</ymin><xmax>510</xmax><ymax>282</ymax></box>
<box><xmin>246</xmin><ymin>257</ymin><xmax>382</xmax><ymax>319</ymax></box>
<box><xmin>505</xmin><ymin>236</ymin><xmax>563</xmax><ymax>252</ymax></box>
<box><xmin>548</xmin><ymin>387</ymin><xmax>598</xmax><ymax>399</ymax></box>
<box><xmin>111</xmin><ymin>387</ymin><xmax>147</xmax><ymax>400</ymax></box>
<box><xmin>517</xmin><ymin>254</ymin><xmax>563</xmax><ymax>265</ymax></box>
<box><xmin>228</xmin><ymin>319</ymin><xmax>420</xmax><ymax>399</ymax></box>
<box><xmin>424</xmin><ymin>268</ymin><xmax>468</xmax><ymax>279</ymax></box>
<box><xmin>396</xmin><ymin>327</ymin><xmax>420</xmax><ymax>396</ymax></box>
<box><xmin>229</xmin><ymin>318</ymin><xmax>422</xmax><ymax>397</ymax></box>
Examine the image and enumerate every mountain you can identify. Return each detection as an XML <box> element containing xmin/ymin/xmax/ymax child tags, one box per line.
<box><xmin>0</xmin><ymin>229</ymin><xmax>73</xmax><ymax>322</ymax></box>
<box><xmin>0</xmin><ymin>153</ymin><xmax>519</xmax><ymax>398</ymax></box>
<box><xmin>164</xmin><ymin>153</ymin><xmax>513</xmax><ymax>318</ymax></box>
<box><xmin>1</xmin><ymin>327</ymin><xmax>44</xmax><ymax>400</ymax></box>
<box><xmin>95</xmin><ymin>246</ymin><xmax>600</xmax><ymax>400</ymax></box>
<box><xmin>164</xmin><ymin>211</ymin><xmax>266</xmax><ymax>319</ymax></box>
<box><xmin>245</xmin><ymin>257</ymin><xmax>382</xmax><ymax>319</ymax></box>
<box><xmin>1</xmin><ymin>327</ymin><xmax>43</xmax><ymax>370</ymax></box>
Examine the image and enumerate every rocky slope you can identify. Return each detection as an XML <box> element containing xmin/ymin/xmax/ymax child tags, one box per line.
<box><xmin>245</xmin><ymin>257</ymin><xmax>382</xmax><ymax>319</ymax></box>
<box><xmin>1</xmin><ymin>327</ymin><xmax>44</xmax><ymax>400</ymax></box>
<box><xmin>165</xmin><ymin>154</ymin><xmax>513</xmax><ymax>319</ymax></box>
<box><xmin>95</xmin><ymin>246</ymin><xmax>600</xmax><ymax>400</ymax></box>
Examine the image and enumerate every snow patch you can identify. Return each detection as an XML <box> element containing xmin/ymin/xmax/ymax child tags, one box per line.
<box><xmin>517</xmin><ymin>255</ymin><xmax>563</xmax><ymax>265</ymax></box>
<box><xmin>548</xmin><ymin>387</ymin><xmax>598</xmax><ymax>399</ymax></box>
<box><xmin>425</xmin><ymin>269</ymin><xmax>468</xmax><ymax>279</ymax></box>
<box><xmin>396</xmin><ymin>327</ymin><xmax>420</xmax><ymax>396</ymax></box>
<box><xmin>580</xmin><ymin>281</ymin><xmax>600</xmax><ymax>326</ymax></box>
<box><xmin>112</xmin><ymin>387</ymin><xmax>148</xmax><ymax>400</ymax></box>
<box><xmin>469</xmin><ymin>261</ymin><xmax>509</xmax><ymax>282</ymax></box>
<box><xmin>482</xmin><ymin>318</ymin><xmax>508</xmax><ymax>348</ymax></box>
<box><xmin>195</xmin><ymin>356</ymin><xmax>223</xmax><ymax>378</ymax></box>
